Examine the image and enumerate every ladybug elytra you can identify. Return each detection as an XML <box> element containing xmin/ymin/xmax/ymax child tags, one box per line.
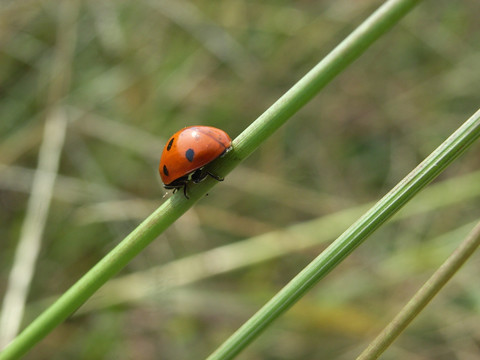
<box><xmin>159</xmin><ymin>126</ymin><xmax>232</xmax><ymax>198</ymax></box>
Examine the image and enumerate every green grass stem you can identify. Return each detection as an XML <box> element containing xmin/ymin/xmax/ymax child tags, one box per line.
<box><xmin>356</xmin><ymin>220</ymin><xmax>480</xmax><ymax>360</ymax></box>
<box><xmin>206</xmin><ymin>104</ymin><xmax>480</xmax><ymax>360</ymax></box>
<box><xmin>215</xmin><ymin>0</ymin><xmax>425</xmax><ymax>177</ymax></box>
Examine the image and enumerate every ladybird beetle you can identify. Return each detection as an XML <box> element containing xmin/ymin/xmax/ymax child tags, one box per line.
<box><xmin>159</xmin><ymin>126</ymin><xmax>232</xmax><ymax>198</ymax></box>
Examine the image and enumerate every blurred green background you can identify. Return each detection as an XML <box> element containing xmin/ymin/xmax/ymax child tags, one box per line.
<box><xmin>1</xmin><ymin>0</ymin><xmax>479</xmax><ymax>359</ymax></box>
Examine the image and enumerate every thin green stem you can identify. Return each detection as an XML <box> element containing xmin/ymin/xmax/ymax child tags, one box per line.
<box><xmin>217</xmin><ymin>0</ymin><xmax>424</xmax><ymax>171</ymax></box>
<box><xmin>0</xmin><ymin>199</ymin><xmax>189</xmax><ymax>360</ymax></box>
<box><xmin>356</xmin><ymin>220</ymin><xmax>480</xmax><ymax>360</ymax></box>
<box><xmin>206</xmin><ymin>104</ymin><xmax>480</xmax><ymax>359</ymax></box>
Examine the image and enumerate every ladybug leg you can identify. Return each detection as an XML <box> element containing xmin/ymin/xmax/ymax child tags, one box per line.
<box><xmin>192</xmin><ymin>168</ymin><xmax>224</xmax><ymax>183</ymax></box>
<box><xmin>192</xmin><ymin>168</ymin><xmax>207</xmax><ymax>184</ymax></box>
<box><xmin>206</xmin><ymin>171</ymin><xmax>224</xmax><ymax>182</ymax></box>
<box><xmin>183</xmin><ymin>183</ymin><xmax>190</xmax><ymax>199</ymax></box>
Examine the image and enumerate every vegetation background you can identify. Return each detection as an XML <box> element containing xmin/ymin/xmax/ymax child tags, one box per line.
<box><xmin>1</xmin><ymin>0</ymin><xmax>479</xmax><ymax>359</ymax></box>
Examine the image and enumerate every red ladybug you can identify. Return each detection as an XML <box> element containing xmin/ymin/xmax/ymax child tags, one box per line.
<box><xmin>159</xmin><ymin>126</ymin><xmax>232</xmax><ymax>198</ymax></box>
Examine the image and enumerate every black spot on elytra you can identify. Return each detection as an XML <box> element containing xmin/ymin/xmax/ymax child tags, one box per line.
<box><xmin>163</xmin><ymin>165</ymin><xmax>169</xmax><ymax>176</ymax></box>
<box><xmin>185</xmin><ymin>148</ymin><xmax>195</xmax><ymax>162</ymax></box>
<box><xmin>166</xmin><ymin>138</ymin><xmax>174</xmax><ymax>151</ymax></box>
